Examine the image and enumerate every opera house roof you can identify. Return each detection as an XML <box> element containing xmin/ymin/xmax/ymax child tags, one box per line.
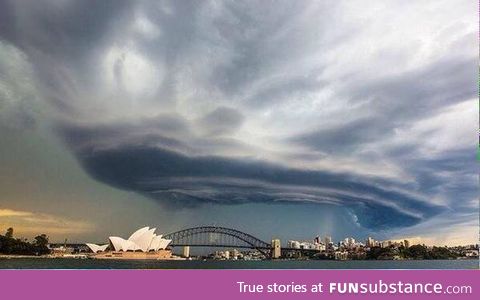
<box><xmin>86</xmin><ymin>227</ymin><xmax>172</xmax><ymax>253</ymax></box>
<box><xmin>85</xmin><ymin>243</ymin><xmax>109</xmax><ymax>253</ymax></box>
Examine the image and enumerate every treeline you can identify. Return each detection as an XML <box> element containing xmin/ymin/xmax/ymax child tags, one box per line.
<box><xmin>0</xmin><ymin>228</ymin><xmax>51</xmax><ymax>255</ymax></box>
<box><xmin>366</xmin><ymin>244</ymin><xmax>458</xmax><ymax>260</ymax></box>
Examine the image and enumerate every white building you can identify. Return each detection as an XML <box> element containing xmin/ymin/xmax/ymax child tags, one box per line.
<box><xmin>344</xmin><ymin>237</ymin><xmax>356</xmax><ymax>248</ymax></box>
<box><xmin>287</xmin><ymin>240</ymin><xmax>325</xmax><ymax>251</ymax></box>
<box><xmin>85</xmin><ymin>243</ymin><xmax>109</xmax><ymax>253</ymax></box>
<box><xmin>86</xmin><ymin>227</ymin><xmax>172</xmax><ymax>253</ymax></box>
<box><xmin>287</xmin><ymin>240</ymin><xmax>301</xmax><ymax>249</ymax></box>
<box><xmin>366</xmin><ymin>237</ymin><xmax>375</xmax><ymax>247</ymax></box>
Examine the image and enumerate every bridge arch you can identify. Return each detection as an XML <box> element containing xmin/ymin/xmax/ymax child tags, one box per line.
<box><xmin>163</xmin><ymin>226</ymin><xmax>271</xmax><ymax>255</ymax></box>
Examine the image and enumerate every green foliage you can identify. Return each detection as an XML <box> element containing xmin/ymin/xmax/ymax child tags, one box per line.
<box><xmin>367</xmin><ymin>244</ymin><xmax>459</xmax><ymax>260</ymax></box>
<box><xmin>0</xmin><ymin>227</ymin><xmax>51</xmax><ymax>255</ymax></box>
<box><xmin>405</xmin><ymin>244</ymin><xmax>429</xmax><ymax>259</ymax></box>
<box><xmin>366</xmin><ymin>246</ymin><xmax>396</xmax><ymax>260</ymax></box>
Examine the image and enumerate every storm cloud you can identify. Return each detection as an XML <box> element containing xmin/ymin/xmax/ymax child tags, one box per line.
<box><xmin>0</xmin><ymin>0</ymin><xmax>477</xmax><ymax>233</ymax></box>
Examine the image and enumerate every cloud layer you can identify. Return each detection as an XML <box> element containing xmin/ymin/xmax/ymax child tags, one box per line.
<box><xmin>0</xmin><ymin>208</ymin><xmax>93</xmax><ymax>237</ymax></box>
<box><xmin>0</xmin><ymin>0</ymin><xmax>477</xmax><ymax>232</ymax></box>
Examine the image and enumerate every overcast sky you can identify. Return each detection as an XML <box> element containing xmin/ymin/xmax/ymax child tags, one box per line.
<box><xmin>0</xmin><ymin>0</ymin><xmax>477</xmax><ymax>245</ymax></box>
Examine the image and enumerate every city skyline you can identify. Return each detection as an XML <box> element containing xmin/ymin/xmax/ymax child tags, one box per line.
<box><xmin>0</xmin><ymin>0</ymin><xmax>478</xmax><ymax>247</ymax></box>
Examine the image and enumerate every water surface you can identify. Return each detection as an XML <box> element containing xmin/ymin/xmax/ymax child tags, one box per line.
<box><xmin>0</xmin><ymin>259</ymin><xmax>477</xmax><ymax>269</ymax></box>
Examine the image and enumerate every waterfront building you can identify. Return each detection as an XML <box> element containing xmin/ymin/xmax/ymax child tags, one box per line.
<box><xmin>324</xmin><ymin>236</ymin><xmax>333</xmax><ymax>250</ymax></box>
<box><xmin>334</xmin><ymin>251</ymin><xmax>348</xmax><ymax>260</ymax></box>
<box><xmin>271</xmin><ymin>239</ymin><xmax>281</xmax><ymax>258</ymax></box>
<box><xmin>288</xmin><ymin>240</ymin><xmax>301</xmax><ymax>249</ymax></box>
<box><xmin>108</xmin><ymin>227</ymin><xmax>171</xmax><ymax>252</ymax></box>
<box><xmin>465</xmin><ymin>249</ymin><xmax>479</xmax><ymax>257</ymax></box>
<box><xmin>300</xmin><ymin>242</ymin><xmax>316</xmax><ymax>250</ymax></box>
<box><xmin>50</xmin><ymin>245</ymin><xmax>75</xmax><ymax>257</ymax></box>
<box><xmin>366</xmin><ymin>237</ymin><xmax>375</xmax><ymax>247</ymax></box>
<box><xmin>315</xmin><ymin>243</ymin><xmax>326</xmax><ymax>251</ymax></box>
<box><xmin>85</xmin><ymin>227</ymin><xmax>172</xmax><ymax>255</ymax></box>
<box><xmin>380</xmin><ymin>240</ymin><xmax>393</xmax><ymax>248</ymax></box>
<box><xmin>212</xmin><ymin>250</ymin><xmax>232</xmax><ymax>260</ymax></box>
<box><xmin>344</xmin><ymin>237</ymin><xmax>355</xmax><ymax>248</ymax></box>
<box><xmin>287</xmin><ymin>239</ymin><xmax>324</xmax><ymax>251</ymax></box>
<box><xmin>85</xmin><ymin>243</ymin><xmax>109</xmax><ymax>253</ymax></box>
<box><xmin>324</xmin><ymin>236</ymin><xmax>332</xmax><ymax>246</ymax></box>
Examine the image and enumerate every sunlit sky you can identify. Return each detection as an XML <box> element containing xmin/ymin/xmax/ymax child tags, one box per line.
<box><xmin>0</xmin><ymin>0</ymin><xmax>477</xmax><ymax>246</ymax></box>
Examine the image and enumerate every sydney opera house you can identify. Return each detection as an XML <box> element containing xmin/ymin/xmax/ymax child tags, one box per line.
<box><xmin>86</xmin><ymin>227</ymin><xmax>174</xmax><ymax>259</ymax></box>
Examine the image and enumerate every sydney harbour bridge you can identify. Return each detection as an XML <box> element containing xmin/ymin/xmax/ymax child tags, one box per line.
<box><xmin>163</xmin><ymin>226</ymin><xmax>273</xmax><ymax>256</ymax></box>
<box><xmin>163</xmin><ymin>226</ymin><xmax>318</xmax><ymax>258</ymax></box>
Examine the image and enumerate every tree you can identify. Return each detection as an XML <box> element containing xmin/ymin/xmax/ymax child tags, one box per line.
<box><xmin>34</xmin><ymin>234</ymin><xmax>48</xmax><ymax>247</ymax></box>
<box><xmin>33</xmin><ymin>234</ymin><xmax>50</xmax><ymax>255</ymax></box>
<box><xmin>0</xmin><ymin>230</ymin><xmax>51</xmax><ymax>255</ymax></box>
<box><xmin>5</xmin><ymin>227</ymin><xmax>13</xmax><ymax>239</ymax></box>
<box><xmin>366</xmin><ymin>246</ymin><xmax>396</xmax><ymax>260</ymax></box>
<box><xmin>406</xmin><ymin>244</ymin><xmax>429</xmax><ymax>259</ymax></box>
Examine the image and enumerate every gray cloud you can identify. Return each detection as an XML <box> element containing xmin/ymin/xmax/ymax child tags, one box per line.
<box><xmin>198</xmin><ymin>107</ymin><xmax>245</xmax><ymax>136</ymax></box>
<box><xmin>61</xmin><ymin>132</ymin><xmax>444</xmax><ymax>229</ymax></box>
<box><xmin>0</xmin><ymin>0</ymin><xmax>477</xmax><ymax>237</ymax></box>
<box><xmin>291</xmin><ymin>117</ymin><xmax>386</xmax><ymax>154</ymax></box>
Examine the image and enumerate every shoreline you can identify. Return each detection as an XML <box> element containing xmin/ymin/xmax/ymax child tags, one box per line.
<box><xmin>0</xmin><ymin>255</ymin><xmax>478</xmax><ymax>261</ymax></box>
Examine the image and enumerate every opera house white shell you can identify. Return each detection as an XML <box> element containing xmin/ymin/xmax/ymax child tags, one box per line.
<box><xmin>86</xmin><ymin>243</ymin><xmax>109</xmax><ymax>253</ymax></box>
<box><xmin>86</xmin><ymin>227</ymin><xmax>172</xmax><ymax>253</ymax></box>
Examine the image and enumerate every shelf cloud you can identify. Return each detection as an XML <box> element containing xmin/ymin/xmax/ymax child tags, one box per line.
<box><xmin>0</xmin><ymin>0</ymin><xmax>477</xmax><ymax>233</ymax></box>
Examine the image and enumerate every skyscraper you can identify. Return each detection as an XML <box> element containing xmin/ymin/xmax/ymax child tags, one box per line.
<box><xmin>366</xmin><ymin>237</ymin><xmax>375</xmax><ymax>247</ymax></box>
<box><xmin>324</xmin><ymin>236</ymin><xmax>333</xmax><ymax>250</ymax></box>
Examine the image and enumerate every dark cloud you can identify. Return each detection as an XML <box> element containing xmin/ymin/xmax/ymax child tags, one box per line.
<box><xmin>60</xmin><ymin>124</ymin><xmax>444</xmax><ymax>229</ymax></box>
<box><xmin>291</xmin><ymin>117</ymin><xmax>386</xmax><ymax>154</ymax></box>
<box><xmin>342</xmin><ymin>56</ymin><xmax>476</xmax><ymax>124</ymax></box>
<box><xmin>399</xmin><ymin>149</ymin><xmax>478</xmax><ymax>206</ymax></box>
<box><xmin>0</xmin><ymin>0</ymin><xmax>132</xmax><ymax>57</ymax></box>
<box><xmin>204</xmin><ymin>1</ymin><xmax>343</xmax><ymax>100</ymax></box>
<box><xmin>0</xmin><ymin>0</ymin><xmax>476</xmax><ymax>238</ymax></box>
<box><xmin>291</xmin><ymin>55</ymin><xmax>476</xmax><ymax>155</ymax></box>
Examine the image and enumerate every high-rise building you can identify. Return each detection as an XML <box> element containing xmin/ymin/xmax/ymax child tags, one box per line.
<box><xmin>366</xmin><ymin>237</ymin><xmax>375</xmax><ymax>247</ymax></box>
<box><xmin>344</xmin><ymin>237</ymin><xmax>355</xmax><ymax>247</ymax></box>
<box><xmin>380</xmin><ymin>240</ymin><xmax>392</xmax><ymax>248</ymax></box>
<box><xmin>324</xmin><ymin>236</ymin><xmax>332</xmax><ymax>247</ymax></box>
<box><xmin>404</xmin><ymin>240</ymin><xmax>410</xmax><ymax>248</ymax></box>
<box><xmin>271</xmin><ymin>239</ymin><xmax>281</xmax><ymax>258</ymax></box>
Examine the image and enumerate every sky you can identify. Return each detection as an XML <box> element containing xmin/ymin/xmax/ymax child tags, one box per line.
<box><xmin>0</xmin><ymin>0</ymin><xmax>478</xmax><ymax>246</ymax></box>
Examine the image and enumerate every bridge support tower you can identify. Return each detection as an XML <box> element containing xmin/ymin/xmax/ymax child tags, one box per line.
<box><xmin>271</xmin><ymin>239</ymin><xmax>281</xmax><ymax>258</ymax></box>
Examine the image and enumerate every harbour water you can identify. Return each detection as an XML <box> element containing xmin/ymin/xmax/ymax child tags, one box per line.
<box><xmin>0</xmin><ymin>258</ymin><xmax>477</xmax><ymax>269</ymax></box>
